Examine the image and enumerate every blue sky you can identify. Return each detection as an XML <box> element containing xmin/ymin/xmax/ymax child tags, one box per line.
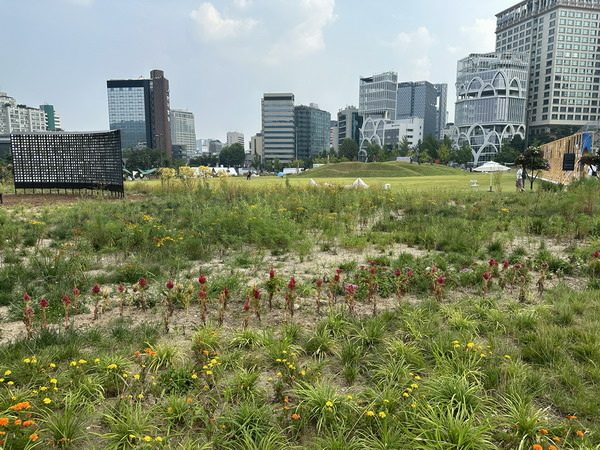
<box><xmin>1</xmin><ymin>0</ymin><xmax>518</xmax><ymax>143</ymax></box>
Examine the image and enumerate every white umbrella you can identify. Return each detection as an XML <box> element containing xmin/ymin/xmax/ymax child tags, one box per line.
<box><xmin>472</xmin><ymin>161</ymin><xmax>511</xmax><ymax>191</ymax></box>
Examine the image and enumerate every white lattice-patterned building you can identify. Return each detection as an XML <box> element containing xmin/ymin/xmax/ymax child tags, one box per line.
<box><xmin>447</xmin><ymin>52</ymin><xmax>528</xmax><ymax>166</ymax></box>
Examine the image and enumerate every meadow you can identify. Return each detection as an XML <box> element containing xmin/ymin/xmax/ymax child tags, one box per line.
<box><xmin>0</xmin><ymin>163</ymin><xmax>599</xmax><ymax>449</ymax></box>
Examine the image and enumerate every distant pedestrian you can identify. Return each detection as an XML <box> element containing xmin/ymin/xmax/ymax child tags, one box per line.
<box><xmin>247</xmin><ymin>171</ymin><xmax>252</xmax><ymax>180</ymax></box>
<box><xmin>516</xmin><ymin>166</ymin><xmax>525</xmax><ymax>192</ymax></box>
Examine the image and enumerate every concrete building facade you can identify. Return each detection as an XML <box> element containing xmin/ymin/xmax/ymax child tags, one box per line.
<box><xmin>0</xmin><ymin>92</ymin><xmax>47</xmax><ymax>133</ymax></box>
<box><xmin>226</xmin><ymin>131</ymin><xmax>245</xmax><ymax>148</ymax></box>
<box><xmin>360</xmin><ymin>117</ymin><xmax>424</xmax><ymax>150</ymax></box>
<box><xmin>337</xmin><ymin>105</ymin><xmax>363</xmax><ymax>149</ymax></box>
<box><xmin>261</xmin><ymin>93</ymin><xmax>295</xmax><ymax>163</ymax></box>
<box><xmin>496</xmin><ymin>0</ymin><xmax>600</xmax><ymax>136</ymax></box>
<box><xmin>170</xmin><ymin>109</ymin><xmax>196</xmax><ymax>159</ymax></box>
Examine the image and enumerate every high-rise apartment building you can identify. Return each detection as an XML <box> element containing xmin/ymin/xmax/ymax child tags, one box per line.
<box><xmin>107</xmin><ymin>69</ymin><xmax>172</xmax><ymax>157</ymax></box>
<box><xmin>433</xmin><ymin>84</ymin><xmax>448</xmax><ymax>139</ymax></box>
<box><xmin>294</xmin><ymin>104</ymin><xmax>331</xmax><ymax>160</ymax></box>
<box><xmin>447</xmin><ymin>52</ymin><xmax>529</xmax><ymax>165</ymax></box>
<box><xmin>496</xmin><ymin>0</ymin><xmax>600</xmax><ymax>136</ymax></box>
<box><xmin>337</xmin><ymin>106</ymin><xmax>363</xmax><ymax>148</ymax></box>
<box><xmin>261</xmin><ymin>93</ymin><xmax>295</xmax><ymax>163</ymax></box>
<box><xmin>359</xmin><ymin>72</ymin><xmax>398</xmax><ymax>120</ymax></box>
<box><xmin>226</xmin><ymin>131</ymin><xmax>245</xmax><ymax>148</ymax></box>
<box><xmin>170</xmin><ymin>109</ymin><xmax>196</xmax><ymax>159</ymax></box>
<box><xmin>0</xmin><ymin>92</ymin><xmax>47</xmax><ymax>133</ymax></box>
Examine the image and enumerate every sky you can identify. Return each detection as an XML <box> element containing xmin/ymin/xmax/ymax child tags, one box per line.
<box><xmin>1</xmin><ymin>0</ymin><xmax>519</xmax><ymax>144</ymax></box>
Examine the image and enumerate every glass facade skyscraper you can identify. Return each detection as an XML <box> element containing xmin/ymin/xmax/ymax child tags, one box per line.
<box><xmin>107</xmin><ymin>70</ymin><xmax>172</xmax><ymax>156</ymax></box>
<box><xmin>295</xmin><ymin>104</ymin><xmax>331</xmax><ymax>160</ymax></box>
<box><xmin>359</xmin><ymin>72</ymin><xmax>398</xmax><ymax>120</ymax></box>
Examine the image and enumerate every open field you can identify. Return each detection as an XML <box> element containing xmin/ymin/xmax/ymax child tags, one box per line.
<box><xmin>0</xmin><ymin>171</ymin><xmax>599</xmax><ymax>449</ymax></box>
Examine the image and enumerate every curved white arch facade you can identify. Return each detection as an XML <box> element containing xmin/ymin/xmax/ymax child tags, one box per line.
<box><xmin>450</xmin><ymin>52</ymin><xmax>528</xmax><ymax>166</ymax></box>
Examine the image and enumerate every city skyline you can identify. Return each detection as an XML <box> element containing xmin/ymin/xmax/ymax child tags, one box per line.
<box><xmin>1</xmin><ymin>0</ymin><xmax>518</xmax><ymax>144</ymax></box>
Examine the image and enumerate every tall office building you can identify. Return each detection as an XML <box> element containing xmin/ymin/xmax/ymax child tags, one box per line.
<box><xmin>433</xmin><ymin>84</ymin><xmax>448</xmax><ymax>139</ymax></box>
<box><xmin>396</xmin><ymin>81</ymin><xmax>438</xmax><ymax>139</ymax></box>
<box><xmin>40</xmin><ymin>104</ymin><xmax>61</xmax><ymax>131</ymax></box>
<box><xmin>170</xmin><ymin>109</ymin><xmax>196</xmax><ymax>159</ymax></box>
<box><xmin>337</xmin><ymin>106</ymin><xmax>363</xmax><ymax>148</ymax></box>
<box><xmin>496</xmin><ymin>1</ymin><xmax>600</xmax><ymax>136</ymax></box>
<box><xmin>359</xmin><ymin>72</ymin><xmax>398</xmax><ymax>120</ymax></box>
<box><xmin>330</xmin><ymin>121</ymin><xmax>339</xmax><ymax>152</ymax></box>
<box><xmin>294</xmin><ymin>104</ymin><xmax>331</xmax><ymax>160</ymax></box>
<box><xmin>226</xmin><ymin>131</ymin><xmax>245</xmax><ymax>148</ymax></box>
<box><xmin>0</xmin><ymin>92</ymin><xmax>47</xmax><ymax>133</ymax></box>
<box><xmin>447</xmin><ymin>52</ymin><xmax>529</xmax><ymax>165</ymax></box>
<box><xmin>107</xmin><ymin>69</ymin><xmax>172</xmax><ymax>157</ymax></box>
<box><xmin>261</xmin><ymin>93</ymin><xmax>295</xmax><ymax>163</ymax></box>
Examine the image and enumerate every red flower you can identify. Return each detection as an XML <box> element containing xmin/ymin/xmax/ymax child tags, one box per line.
<box><xmin>369</xmin><ymin>261</ymin><xmax>377</xmax><ymax>266</ymax></box>
<box><xmin>72</xmin><ymin>284</ymin><xmax>80</xmax><ymax>296</ymax></box>
<box><xmin>482</xmin><ymin>272</ymin><xmax>491</xmax><ymax>280</ymax></box>
<box><xmin>243</xmin><ymin>297</ymin><xmax>250</xmax><ymax>311</ymax></box>
<box><xmin>395</xmin><ymin>268</ymin><xmax>402</xmax><ymax>277</ymax></box>
<box><xmin>288</xmin><ymin>276</ymin><xmax>296</xmax><ymax>291</ymax></box>
<box><xmin>166</xmin><ymin>281</ymin><xmax>175</xmax><ymax>289</ymax></box>
<box><xmin>39</xmin><ymin>298</ymin><xmax>49</xmax><ymax>308</ymax></box>
<box><xmin>223</xmin><ymin>287</ymin><xmax>229</xmax><ymax>296</ymax></box>
<box><xmin>269</xmin><ymin>268</ymin><xmax>275</xmax><ymax>279</ymax></box>
<box><xmin>333</xmin><ymin>274</ymin><xmax>340</xmax><ymax>282</ymax></box>
<box><xmin>252</xmin><ymin>288</ymin><xmax>261</xmax><ymax>299</ymax></box>
<box><xmin>62</xmin><ymin>293</ymin><xmax>71</xmax><ymax>304</ymax></box>
<box><xmin>489</xmin><ymin>258</ymin><xmax>498</xmax><ymax>267</ymax></box>
<box><xmin>138</xmin><ymin>278</ymin><xmax>147</xmax><ymax>288</ymax></box>
<box><xmin>198</xmin><ymin>274</ymin><xmax>207</xmax><ymax>285</ymax></box>
<box><xmin>503</xmin><ymin>260</ymin><xmax>510</xmax><ymax>269</ymax></box>
<box><xmin>25</xmin><ymin>305</ymin><xmax>34</xmax><ymax>316</ymax></box>
<box><xmin>23</xmin><ymin>293</ymin><xmax>31</xmax><ymax>302</ymax></box>
<box><xmin>346</xmin><ymin>284</ymin><xmax>355</xmax><ymax>295</ymax></box>
<box><xmin>369</xmin><ymin>267</ymin><xmax>377</xmax><ymax>275</ymax></box>
<box><xmin>436</xmin><ymin>277</ymin><xmax>446</xmax><ymax>284</ymax></box>
<box><xmin>199</xmin><ymin>290</ymin><xmax>207</xmax><ymax>299</ymax></box>
<box><xmin>91</xmin><ymin>283</ymin><xmax>100</xmax><ymax>294</ymax></box>
<box><xmin>118</xmin><ymin>283</ymin><xmax>125</xmax><ymax>293</ymax></box>
<box><xmin>594</xmin><ymin>250</ymin><xmax>600</xmax><ymax>258</ymax></box>
<box><xmin>316</xmin><ymin>279</ymin><xmax>323</xmax><ymax>287</ymax></box>
<box><xmin>336</xmin><ymin>269</ymin><xmax>343</xmax><ymax>274</ymax></box>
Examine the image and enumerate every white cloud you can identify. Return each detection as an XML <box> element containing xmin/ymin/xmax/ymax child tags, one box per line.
<box><xmin>264</xmin><ymin>0</ymin><xmax>336</xmax><ymax>64</ymax></box>
<box><xmin>459</xmin><ymin>18</ymin><xmax>497</xmax><ymax>52</ymax></box>
<box><xmin>233</xmin><ymin>0</ymin><xmax>252</xmax><ymax>8</ymax></box>
<box><xmin>388</xmin><ymin>27</ymin><xmax>437</xmax><ymax>80</ymax></box>
<box><xmin>190</xmin><ymin>2</ymin><xmax>257</xmax><ymax>41</ymax></box>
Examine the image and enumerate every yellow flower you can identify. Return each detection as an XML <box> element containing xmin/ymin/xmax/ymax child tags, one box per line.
<box><xmin>4</xmin><ymin>370</ymin><xmax>11</xmax><ymax>376</ymax></box>
<box><xmin>504</xmin><ymin>355</ymin><xmax>511</xmax><ymax>359</ymax></box>
<box><xmin>78</xmin><ymin>359</ymin><xmax>87</xmax><ymax>364</ymax></box>
<box><xmin>40</xmin><ymin>386</ymin><xmax>48</xmax><ymax>391</ymax></box>
<box><xmin>467</xmin><ymin>342</ymin><xmax>475</xmax><ymax>349</ymax></box>
<box><xmin>454</xmin><ymin>344</ymin><xmax>461</xmax><ymax>348</ymax></box>
<box><xmin>414</xmin><ymin>375</ymin><xmax>421</xmax><ymax>380</ymax></box>
<box><xmin>50</xmin><ymin>379</ymin><xmax>57</xmax><ymax>384</ymax></box>
<box><xmin>383</xmin><ymin>399</ymin><xmax>389</xmax><ymax>403</ymax></box>
<box><xmin>134</xmin><ymin>375</ymin><xmax>140</xmax><ymax>380</ymax></box>
<box><xmin>138</xmin><ymin>394</ymin><xmax>144</xmax><ymax>399</ymax></box>
<box><xmin>0</xmin><ymin>379</ymin><xmax>4</xmax><ymax>383</ymax></box>
<box><xmin>43</xmin><ymin>398</ymin><xmax>52</xmax><ymax>404</ymax></box>
<box><xmin>7</xmin><ymin>381</ymin><xmax>14</xmax><ymax>386</ymax></box>
<box><xmin>129</xmin><ymin>434</ymin><xmax>136</xmax><ymax>439</ymax></box>
<box><xmin>411</xmin><ymin>402</ymin><xmax>417</xmax><ymax>408</ymax></box>
<box><xmin>206</xmin><ymin>371</ymin><xmax>213</xmax><ymax>375</ymax></box>
<box><xmin>155</xmin><ymin>436</ymin><xmax>163</xmax><ymax>442</ymax></box>
<box><xmin>23</xmin><ymin>359</ymin><xmax>31</xmax><ymax>364</ymax></box>
<box><xmin>411</xmin><ymin>383</ymin><xmax>419</xmax><ymax>389</ymax></box>
<box><xmin>366</xmin><ymin>410</ymin><xmax>375</xmax><ymax>416</ymax></box>
<box><xmin>325</xmin><ymin>401</ymin><xmax>333</xmax><ymax>407</ymax></box>
<box><xmin>70</xmin><ymin>361</ymin><xmax>77</xmax><ymax>366</ymax></box>
<box><xmin>49</xmin><ymin>363</ymin><xmax>56</xmax><ymax>368</ymax></box>
<box><xmin>402</xmin><ymin>392</ymin><xmax>409</xmax><ymax>397</ymax></box>
<box><xmin>94</xmin><ymin>358</ymin><xmax>101</xmax><ymax>363</ymax></box>
<box><xmin>122</xmin><ymin>373</ymin><xmax>128</xmax><ymax>378</ymax></box>
<box><xmin>480</xmin><ymin>353</ymin><xmax>487</xmax><ymax>358</ymax></box>
<box><xmin>107</xmin><ymin>364</ymin><xmax>117</xmax><ymax>369</ymax></box>
<box><xmin>347</xmin><ymin>395</ymin><xmax>353</xmax><ymax>400</ymax></box>
<box><xmin>378</xmin><ymin>411</ymin><xmax>387</xmax><ymax>418</ymax></box>
<box><xmin>276</xmin><ymin>372</ymin><xmax>282</xmax><ymax>377</ymax></box>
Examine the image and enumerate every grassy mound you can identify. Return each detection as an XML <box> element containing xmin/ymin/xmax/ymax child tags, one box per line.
<box><xmin>295</xmin><ymin>161</ymin><xmax>461</xmax><ymax>178</ymax></box>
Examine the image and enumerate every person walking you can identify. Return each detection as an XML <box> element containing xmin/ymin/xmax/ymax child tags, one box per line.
<box><xmin>516</xmin><ymin>166</ymin><xmax>524</xmax><ymax>192</ymax></box>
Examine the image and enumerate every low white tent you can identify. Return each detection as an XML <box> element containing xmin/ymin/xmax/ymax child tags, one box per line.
<box><xmin>344</xmin><ymin>178</ymin><xmax>369</xmax><ymax>189</ymax></box>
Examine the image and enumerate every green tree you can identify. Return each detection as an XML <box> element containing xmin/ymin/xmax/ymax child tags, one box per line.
<box><xmin>422</xmin><ymin>134</ymin><xmax>440</xmax><ymax>161</ymax></box>
<box><xmin>338</xmin><ymin>138</ymin><xmax>359</xmax><ymax>161</ymax></box>
<box><xmin>289</xmin><ymin>159</ymin><xmax>305</xmax><ymax>168</ymax></box>
<box><xmin>438</xmin><ymin>144</ymin><xmax>451</xmax><ymax>164</ymax></box>
<box><xmin>454</xmin><ymin>142</ymin><xmax>473</xmax><ymax>166</ymax></box>
<box><xmin>189</xmin><ymin>154</ymin><xmax>218</xmax><ymax>166</ymax></box>
<box><xmin>123</xmin><ymin>148</ymin><xmax>165</xmax><ymax>171</ymax></box>
<box><xmin>251</xmin><ymin>153</ymin><xmax>262</xmax><ymax>171</ymax></box>
<box><xmin>272</xmin><ymin>157</ymin><xmax>282</xmax><ymax>172</ymax></box>
<box><xmin>515</xmin><ymin>146</ymin><xmax>549</xmax><ymax>190</ymax></box>
<box><xmin>218</xmin><ymin>143</ymin><xmax>245</xmax><ymax>167</ymax></box>
<box><xmin>495</xmin><ymin>141</ymin><xmax>521</xmax><ymax>165</ymax></box>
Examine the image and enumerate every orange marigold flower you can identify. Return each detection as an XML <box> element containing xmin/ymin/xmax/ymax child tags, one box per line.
<box><xmin>0</xmin><ymin>418</ymin><xmax>8</xmax><ymax>426</ymax></box>
<box><xmin>539</xmin><ymin>428</ymin><xmax>548</xmax><ymax>434</ymax></box>
<box><xmin>9</xmin><ymin>401</ymin><xmax>31</xmax><ymax>411</ymax></box>
<box><xmin>576</xmin><ymin>430</ymin><xmax>585</xmax><ymax>436</ymax></box>
<box><xmin>22</xmin><ymin>420</ymin><xmax>35</xmax><ymax>426</ymax></box>
<box><xmin>14</xmin><ymin>419</ymin><xmax>22</xmax><ymax>426</ymax></box>
<box><xmin>29</xmin><ymin>433</ymin><xmax>39</xmax><ymax>441</ymax></box>
<box><xmin>532</xmin><ymin>445</ymin><xmax>543</xmax><ymax>450</ymax></box>
<box><xmin>552</xmin><ymin>437</ymin><xmax>562</xmax><ymax>442</ymax></box>
<box><xmin>548</xmin><ymin>446</ymin><xmax>557</xmax><ymax>450</ymax></box>
<box><xmin>566</xmin><ymin>415</ymin><xmax>577</xmax><ymax>419</ymax></box>
<box><xmin>0</xmin><ymin>431</ymin><xmax>5</xmax><ymax>435</ymax></box>
<box><xmin>291</xmin><ymin>413</ymin><xmax>300</xmax><ymax>420</ymax></box>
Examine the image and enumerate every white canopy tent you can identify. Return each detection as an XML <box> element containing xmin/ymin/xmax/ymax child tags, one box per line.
<box><xmin>472</xmin><ymin>161</ymin><xmax>511</xmax><ymax>192</ymax></box>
